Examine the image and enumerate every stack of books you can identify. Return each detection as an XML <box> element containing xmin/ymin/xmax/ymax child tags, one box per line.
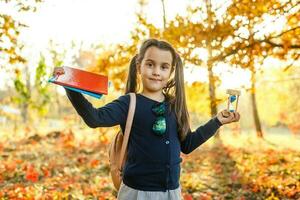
<box><xmin>48</xmin><ymin>66</ymin><xmax>108</xmax><ymax>99</ymax></box>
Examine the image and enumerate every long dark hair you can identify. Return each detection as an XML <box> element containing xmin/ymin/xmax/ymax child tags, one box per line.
<box><xmin>125</xmin><ymin>38</ymin><xmax>190</xmax><ymax>141</ymax></box>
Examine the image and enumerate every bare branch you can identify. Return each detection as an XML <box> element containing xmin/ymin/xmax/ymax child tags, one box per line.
<box><xmin>264</xmin><ymin>39</ymin><xmax>300</xmax><ymax>48</ymax></box>
<box><xmin>269</xmin><ymin>26</ymin><xmax>300</xmax><ymax>39</ymax></box>
<box><xmin>283</xmin><ymin>54</ymin><xmax>300</xmax><ymax>71</ymax></box>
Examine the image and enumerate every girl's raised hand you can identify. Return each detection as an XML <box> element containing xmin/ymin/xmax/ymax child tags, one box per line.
<box><xmin>216</xmin><ymin>109</ymin><xmax>240</xmax><ymax>125</ymax></box>
<box><xmin>52</xmin><ymin>67</ymin><xmax>65</xmax><ymax>77</ymax></box>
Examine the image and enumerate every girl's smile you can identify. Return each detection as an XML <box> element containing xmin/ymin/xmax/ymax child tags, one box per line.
<box><xmin>149</xmin><ymin>78</ymin><xmax>162</xmax><ymax>82</ymax></box>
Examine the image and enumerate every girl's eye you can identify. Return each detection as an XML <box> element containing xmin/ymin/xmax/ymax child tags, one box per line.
<box><xmin>147</xmin><ymin>63</ymin><xmax>153</xmax><ymax>67</ymax></box>
<box><xmin>162</xmin><ymin>65</ymin><xmax>169</xmax><ymax>70</ymax></box>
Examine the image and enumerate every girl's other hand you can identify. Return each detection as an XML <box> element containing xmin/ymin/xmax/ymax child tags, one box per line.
<box><xmin>216</xmin><ymin>109</ymin><xmax>240</xmax><ymax>125</ymax></box>
<box><xmin>53</xmin><ymin>67</ymin><xmax>65</xmax><ymax>77</ymax></box>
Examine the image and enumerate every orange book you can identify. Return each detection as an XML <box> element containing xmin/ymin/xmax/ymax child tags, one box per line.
<box><xmin>49</xmin><ymin>66</ymin><xmax>108</xmax><ymax>98</ymax></box>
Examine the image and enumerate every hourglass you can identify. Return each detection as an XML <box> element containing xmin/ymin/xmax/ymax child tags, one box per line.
<box><xmin>226</xmin><ymin>89</ymin><xmax>241</xmax><ymax>113</ymax></box>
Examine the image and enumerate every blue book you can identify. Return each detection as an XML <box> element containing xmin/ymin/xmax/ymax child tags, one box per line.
<box><xmin>63</xmin><ymin>85</ymin><xmax>103</xmax><ymax>99</ymax></box>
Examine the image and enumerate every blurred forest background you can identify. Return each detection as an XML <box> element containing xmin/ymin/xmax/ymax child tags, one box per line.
<box><xmin>0</xmin><ymin>0</ymin><xmax>300</xmax><ymax>199</ymax></box>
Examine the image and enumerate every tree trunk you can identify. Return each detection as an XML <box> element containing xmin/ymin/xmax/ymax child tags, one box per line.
<box><xmin>21</xmin><ymin>103</ymin><xmax>28</xmax><ymax>123</ymax></box>
<box><xmin>206</xmin><ymin>0</ymin><xmax>218</xmax><ymax>118</ymax></box>
<box><xmin>22</xmin><ymin>66</ymin><xmax>31</xmax><ymax>123</ymax></box>
<box><xmin>56</xmin><ymin>90</ymin><xmax>61</xmax><ymax>116</ymax></box>
<box><xmin>250</xmin><ymin>65</ymin><xmax>264</xmax><ymax>138</ymax></box>
<box><xmin>206</xmin><ymin>0</ymin><xmax>219</xmax><ymax>138</ymax></box>
<box><xmin>208</xmin><ymin>63</ymin><xmax>218</xmax><ymax>117</ymax></box>
<box><xmin>160</xmin><ymin>0</ymin><xmax>166</xmax><ymax>30</ymax></box>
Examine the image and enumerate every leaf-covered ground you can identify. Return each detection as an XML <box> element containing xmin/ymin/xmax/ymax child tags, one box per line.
<box><xmin>0</xmin><ymin>129</ymin><xmax>299</xmax><ymax>199</ymax></box>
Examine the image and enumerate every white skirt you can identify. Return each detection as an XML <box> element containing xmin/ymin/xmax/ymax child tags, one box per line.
<box><xmin>117</xmin><ymin>182</ymin><xmax>182</xmax><ymax>200</ymax></box>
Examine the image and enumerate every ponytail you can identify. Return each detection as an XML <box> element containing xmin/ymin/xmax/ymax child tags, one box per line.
<box><xmin>174</xmin><ymin>54</ymin><xmax>190</xmax><ymax>141</ymax></box>
<box><xmin>125</xmin><ymin>54</ymin><xmax>138</xmax><ymax>94</ymax></box>
<box><xmin>163</xmin><ymin>53</ymin><xmax>190</xmax><ymax>141</ymax></box>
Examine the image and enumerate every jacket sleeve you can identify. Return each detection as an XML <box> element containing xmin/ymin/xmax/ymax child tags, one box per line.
<box><xmin>180</xmin><ymin>117</ymin><xmax>222</xmax><ymax>154</ymax></box>
<box><xmin>65</xmin><ymin>88</ymin><xmax>129</xmax><ymax>128</ymax></box>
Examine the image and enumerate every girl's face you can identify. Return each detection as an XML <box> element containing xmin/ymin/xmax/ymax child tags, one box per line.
<box><xmin>137</xmin><ymin>46</ymin><xmax>173</xmax><ymax>94</ymax></box>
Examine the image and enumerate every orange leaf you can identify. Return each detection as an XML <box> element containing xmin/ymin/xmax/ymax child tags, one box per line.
<box><xmin>41</xmin><ymin>166</ymin><xmax>51</xmax><ymax>177</ymax></box>
<box><xmin>25</xmin><ymin>164</ymin><xmax>39</xmax><ymax>182</ymax></box>
<box><xmin>183</xmin><ymin>193</ymin><xmax>193</xmax><ymax>200</ymax></box>
<box><xmin>5</xmin><ymin>162</ymin><xmax>16</xmax><ymax>172</ymax></box>
<box><xmin>90</xmin><ymin>159</ymin><xmax>100</xmax><ymax>168</ymax></box>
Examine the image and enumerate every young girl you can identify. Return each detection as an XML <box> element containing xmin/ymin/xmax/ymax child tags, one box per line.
<box><xmin>53</xmin><ymin>38</ymin><xmax>240</xmax><ymax>200</ymax></box>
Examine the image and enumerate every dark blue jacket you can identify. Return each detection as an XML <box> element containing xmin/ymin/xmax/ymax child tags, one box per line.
<box><xmin>66</xmin><ymin>90</ymin><xmax>222</xmax><ymax>191</ymax></box>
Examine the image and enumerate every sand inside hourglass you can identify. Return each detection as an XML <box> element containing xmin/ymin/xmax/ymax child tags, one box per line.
<box><xmin>228</xmin><ymin>95</ymin><xmax>237</xmax><ymax>112</ymax></box>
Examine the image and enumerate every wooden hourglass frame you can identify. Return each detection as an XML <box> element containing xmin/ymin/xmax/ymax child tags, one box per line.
<box><xmin>226</xmin><ymin>89</ymin><xmax>241</xmax><ymax>112</ymax></box>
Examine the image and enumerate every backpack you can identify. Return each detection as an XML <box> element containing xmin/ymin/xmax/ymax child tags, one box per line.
<box><xmin>108</xmin><ymin>93</ymin><xmax>136</xmax><ymax>191</ymax></box>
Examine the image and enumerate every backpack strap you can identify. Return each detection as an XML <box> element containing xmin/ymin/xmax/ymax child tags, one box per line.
<box><xmin>118</xmin><ymin>92</ymin><xmax>136</xmax><ymax>170</ymax></box>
